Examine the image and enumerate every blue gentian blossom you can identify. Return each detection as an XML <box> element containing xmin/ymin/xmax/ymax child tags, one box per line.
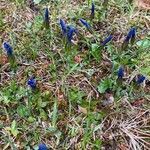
<box><xmin>44</xmin><ymin>8</ymin><xmax>49</xmax><ymax>28</ymax></box>
<box><xmin>27</xmin><ymin>77</ymin><xmax>36</xmax><ymax>89</ymax></box>
<box><xmin>3</xmin><ymin>42</ymin><xmax>13</xmax><ymax>56</ymax></box>
<box><xmin>131</xmin><ymin>28</ymin><xmax>136</xmax><ymax>38</ymax></box>
<box><xmin>125</xmin><ymin>27</ymin><xmax>136</xmax><ymax>42</ymax></box>
<box><xmin>101</xmin><ymin>35</ymin><xmax>113</xmax><ymax>46</ymax></box>
<box><xmin>137</xmin><ymin>75</ymin><xmax>146</xmax><ymax>84</ymax></box>
<box><xmin>122</xmin><ymin>27</ymin><xmax>136</xmax><ymax>50</ymax></box>
<box><xmin>44</xmin><ymin>8</ymin><xmax>49</xmax><ymax>22</ymax></box>
<box><xmin>60</xmin><ymin>19</ymin><xmax>67</xmax><ymax>35</ymax></box>
<box><xmin>117</xmin><ymin>67</ymin><xmax>124</xmax><ymax>79</ymax></box>
<box><xmin>38</xmin><ymin>143</ymin><xmax>48</xmax><ymax>150</ymax></box>
<box><xmin>91</xmin><ymin>2</ymin><xmax>95</xmax><ymax>18</ymax></box>
<box><xmin>80</xmin><ymin>19</ymin><xmax>91</xmax><ymax>30</ymax></box>
<box><xmin>67</xmin><ymin>25</ymin><xmax>76</xmax><ymax>43</ymax></box>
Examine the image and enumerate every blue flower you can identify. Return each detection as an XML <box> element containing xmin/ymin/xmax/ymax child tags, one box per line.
<box><xmin>118</xmin><ymin>67</ymin><xmax>124</xmax><ymax>79</ymax></box>
<box><xmin>101</xmin><ymin>35</ymin><xmax>113</xmax><ymax>46</ymax></box>
<box><xmin>137</xmin><ymin>75</ymin><xmax>146</xmax><ymax>84</ymax></box>
<box><xmin>125</xmin><ymin>27</ymin><xmax>136</xmax><ymax>42</ymax></box>
<box><xmin>60</xmin><ymin>19</ymin><xmax>67</xmax><ymax>35</ymax></box>
<box><xmin>122</xmin><ymin>27</ymin><xmax>136</xmax><ymax>50</ymax></box>
<box><xmin>67</xmin><ymin>25</ymin><xmax>76</xmax><ymax>43</ymax></box>
<box><xmin>91</xmin><ymin>2</ymin><xmax>95</xmax><ymax>18</ymax></box>
<box><xmin>44</xmin><ymin>8</ymin><xmax>49</xmax><ymax>29</ymax></box>
<box><xmin>27</xmin><ymin>77</ymin><xmax>36</xmax><ymax>89</ymax></box>
<box><xmin>38</xmin><ymin>143</ymin><xmax>48</xmax><ymax>150</ymax></box>
<box><xmin>3</xmin><ymin>42</ymin><xmax>13</xmax><ymax>56</ymax></box>
<box><xmin>44</xmin><ymin>8</ymin><xmax>49</xmax><ymax>22</ymax></box>
<box><xmin>80</xmin><ymin>19</ymin><xmax>91</xmax><ymax>30</ymax></box>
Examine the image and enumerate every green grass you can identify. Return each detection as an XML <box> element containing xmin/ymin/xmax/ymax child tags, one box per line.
<box><xmin>0</xmin><ymin>0</ymin><xmax>150</xmax><ymax>149</ymax></box>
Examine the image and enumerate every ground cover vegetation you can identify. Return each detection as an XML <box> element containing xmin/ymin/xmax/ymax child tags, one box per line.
<box><xmin>0</xmin><ymin>0</ymin><xmax>150</xmax><ymax>149</ymax></box>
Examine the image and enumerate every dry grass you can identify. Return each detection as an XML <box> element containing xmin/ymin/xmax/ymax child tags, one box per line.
<box><xmin>0</xmin><ymin>0</ymin><xmax>150</xmax><ymax>149</ymax></box>
<box><xmin>95</xmin><ymin>105</ymin><xmax>150</xmax><ymax>150</ymax></box>
<box><xmin>135</xmin><ymin>0</ymin><xmax>150</xmax><ymax>10</ymax></box>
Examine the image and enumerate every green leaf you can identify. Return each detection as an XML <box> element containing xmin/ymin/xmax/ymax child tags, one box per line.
<box><xmin>11</xmin><ymin>120</ymin><xmax>16</xmax><ymax>130</ymax></box>
<box><xmin>98</xmin><ymin>79</ymin><xmax>112</xmax><ymax>93</ymax></box>
<box><xmin>93</xmin><ymin>139</ymin><xmax>102</xmax><ymax>149</ymax></box>
<box><xmin>28</xmin><ymin>116</ymin><xmax>36</xmax><ymax>123</ymax></box>
<box><xmin>90</xmin><ymin>44</ymin><xmax>101</xmax><ymax>61</ymax></box>
<box><xmin>47</xmin><ymin>127</ymin><xmax>57</xmax><ymax>133</ymax></box>
<box><xmin>17</xmin><ymin>105</ymin><xmax>30</xmax><ymax>117</ymax></box>
<box><xmin>140</xmin><ymin>67</ymin><xmax>150</xmax><ymax>76</ymax></box>
<box><xmin>0</xmin><ymin>93</ymin><xmax>10</xmax><ymax>104</ymax></box>
<box><xmin>69</xmin><ymin>88</ymin><xmax>85</xmax><ymax>104</ymax></box>
<box><xmin>33</xmin><ymin>0</ymin><xmax>42</xmax><ymax>4</ymax></box>
<box><xmin>33</xmin><ymin>15</ymin><xmax>43</xmax><ymax>33</ymax></box>
<box><xmin>52</xmin><ymin>101</ymin><xmax>58</xmax><ymax>127</ymax></box>
<box><xmin>136</xmin><ymin>39</ymin><xmax>150</xmax><ymax>49</ymax></box>
<box><xmin>11</xmin><ymin>120</ymin><xmax>19</xmax><ymax>137</ymax></box>
<box><xmin>41</xmin><ymin>102</ymin><xmax>48</xmax><ymax>108</ymax></box>
<box><xmin>40</xmin><ymin>109</ymin><xmax>47</xmax><ymax>120</ymax></box>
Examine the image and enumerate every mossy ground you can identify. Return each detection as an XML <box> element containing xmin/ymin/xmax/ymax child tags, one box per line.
<box><xmin>0</xmin><ymin>0</ymin><xmax>150</xmax><ymax>149</ymax></box>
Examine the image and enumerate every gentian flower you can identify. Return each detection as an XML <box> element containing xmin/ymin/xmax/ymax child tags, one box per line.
<box><xmin>117</xmin><ymin>67</ymin><xmax>124</xmax><ymax>79</ymax></box>
<box><xmin>80</xmin><ymin>19</ymin><xmax>91</xmax><ymax>30</ymax></box>
<box><xmin>44</xmin><ymin>8</ymin><xmax>49</xmax><ymax>29</ymax></box>
<box><xmin>137</xmin><ymin>75</ymin><xmax>146</xmax><ymax>84</ymax></box>
<box><xmin>101</xmin><ymin>35</ymin><xmax>113</xmax><ymax>46</ymax></box>
<box><xmin>66</xmin><ymin>25</ymin><xmax>76</xmax><ymax>43</ymax></box>
<box><xmin>125</xmin><ymin>27</ymin><xmax>136</xmax><ymax>43</ymax></box>
<box><xmin>122</xmin><ymin>27</ymin><xmax>136</xmax><ymax>50</ymax></box>
<box><xmin>3</xmin><ymin>42</ymin><xmax>13</xmax><ymax>56</ymax></box>
<box><xmin>38</xmin><ymin>143</ymin><xmax>48</xmax><ymax>150</ymax></box>
<box><xmin>60</xmin><ymin>19</ymin><xmax>67</xmax><ymax>35</ymax></box>
<box><xmin>91</xmin><ymin>2</ymin><xmax>95</xmax><ymax>18</ymax></box>
<box><xmin>27</xmin><ymin>77</ymin><xmax>36</xmax><ymax>89</ymax></box>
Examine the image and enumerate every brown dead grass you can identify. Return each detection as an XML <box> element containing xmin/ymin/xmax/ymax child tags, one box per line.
<box><xmin>135</xmin><ymin>0</ymin><xmax>150</xmax><ymax>10</ymax></box>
